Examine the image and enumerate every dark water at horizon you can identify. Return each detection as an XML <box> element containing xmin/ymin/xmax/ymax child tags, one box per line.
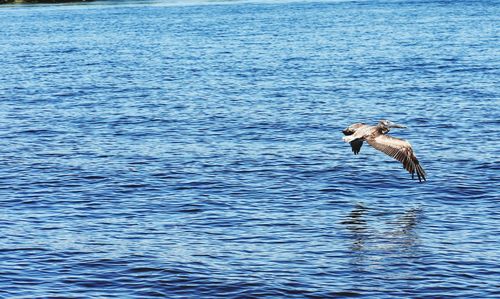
<box><xmin>0</xmin><ymin>0</ymin><xmax>499</xmax><ymax>298</ymax></box>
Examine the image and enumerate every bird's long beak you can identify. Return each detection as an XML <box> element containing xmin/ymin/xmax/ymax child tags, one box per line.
<box><xmin>390</xmin><ymin>123</ymin><xmax>407</xmax><ymax>128</ymax></box>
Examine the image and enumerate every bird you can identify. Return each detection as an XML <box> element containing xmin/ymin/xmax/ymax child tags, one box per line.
<box><xmin>342</xmin><ymin>119</ymin><xmax>426</xmax><ymax>182</ymax></box>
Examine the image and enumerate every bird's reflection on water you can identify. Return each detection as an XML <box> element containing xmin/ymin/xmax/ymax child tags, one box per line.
<box><xmin>341</xmin><ymin>204</ymin><xmax>369</xmax><ymax>252</ymax></box>
<box><xmin>341</xmin><ymin>204</ymin><xmax>423</xmax><ymax>267</ymax></box>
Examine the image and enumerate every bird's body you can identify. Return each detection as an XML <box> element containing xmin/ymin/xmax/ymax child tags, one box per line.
<box><xmin>342</xmin><ymin>120</ymin><xmax>426</xmax><ymax>182</ymax></box>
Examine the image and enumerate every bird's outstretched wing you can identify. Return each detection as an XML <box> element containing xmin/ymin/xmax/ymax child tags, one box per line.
<box><xmin>366</xmin><ymin>134</ymin><xmax>426</xmax><ymax>182</ymax></box>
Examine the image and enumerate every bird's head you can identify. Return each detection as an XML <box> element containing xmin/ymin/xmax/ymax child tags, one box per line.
<box><xmin>378</xmin><ymin>119</ymin><xmax>407</xmax><ymax>129</ymax></box>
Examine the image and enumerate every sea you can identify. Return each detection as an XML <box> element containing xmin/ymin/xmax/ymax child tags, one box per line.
<box><xmin>0</xmin><ymin>0</ymin><xmax>498</xmax><ymax>298</ymax></box>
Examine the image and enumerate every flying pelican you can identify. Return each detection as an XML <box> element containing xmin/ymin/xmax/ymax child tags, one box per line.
<box><xmin>342</xmin><ymin>120</ymin><xmax>426</xmax><ymax>182</ymax></box>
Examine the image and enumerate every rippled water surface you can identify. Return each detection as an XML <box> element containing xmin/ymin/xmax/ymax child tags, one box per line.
<box><xmin>0</xmin><ymin>0</ymin><xmax>499</xmax><ymax>298</ymax></box>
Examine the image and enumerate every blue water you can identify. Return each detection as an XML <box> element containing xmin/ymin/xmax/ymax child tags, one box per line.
<box><xmin>0</xmin><ymin>0</ymin><xmax>499</xmax><ymax>298</ymax></box>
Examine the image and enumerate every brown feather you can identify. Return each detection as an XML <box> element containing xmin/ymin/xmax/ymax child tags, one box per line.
<box><xmin>366</xmin><ymin>134</ymin><xmax>426</xmax><ymax>182</ymax></box>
